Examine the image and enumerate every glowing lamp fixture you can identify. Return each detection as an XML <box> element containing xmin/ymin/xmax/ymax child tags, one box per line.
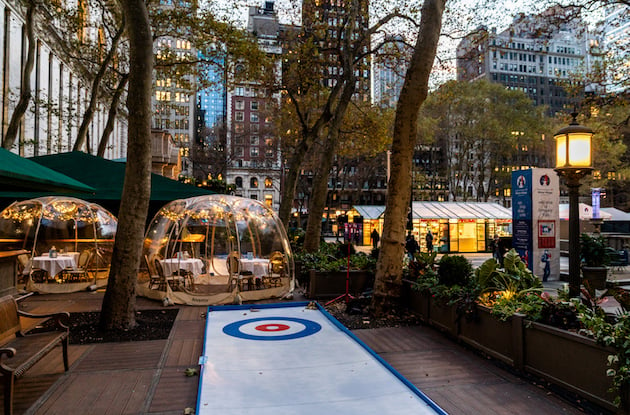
<box><xmin>554</xmin><ymin>112</ymin><xmax>593</xmax><ymax>171</ymax></box>
<box><xmin>553</xmin><ymin>111</ymin><xmax>594</xmax><ymax>299</ymax></box>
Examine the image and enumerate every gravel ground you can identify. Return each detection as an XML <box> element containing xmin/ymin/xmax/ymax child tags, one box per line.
<box><xmin>323</xmin><ymin>297</ymin><xmax>422</xmax><ymax>330</ymax></box>
<box><xmin>67</xmin><ymin>309</ymin><xmax>179</xmax><ymax>344</ymax></box>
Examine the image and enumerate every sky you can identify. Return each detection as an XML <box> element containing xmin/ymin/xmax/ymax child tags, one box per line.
<box><xmin>210</xmin><ymin>0</ymin><xmax>606</xmax><ymax>87</ymax></box>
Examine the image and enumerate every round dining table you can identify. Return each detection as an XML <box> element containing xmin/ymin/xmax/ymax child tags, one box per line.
<box><xmin>160</xmin><ymin>258</ymin><xmax>205</xmax><ymax>277</ymax></box>
<box><xmin>31</xmin><ymin>255</ymin><xmax>77</xmax><ymax>278</ymax></box>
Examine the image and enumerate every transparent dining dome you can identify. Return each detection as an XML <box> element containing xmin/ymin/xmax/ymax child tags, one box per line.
<box><xmin>139</xmin><ymin>195</ymin><xmax>294</xmax><ymax>305</ymax></box>
<box><xmin>0</xmin><ymin>196</ymin><xmax>117</xmax><ymax>293</ymax></box>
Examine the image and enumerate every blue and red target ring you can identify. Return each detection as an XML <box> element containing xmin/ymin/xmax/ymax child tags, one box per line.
<box><xmin>222</xmin><ymin>317</ymin><xmax>321</xmax><ymax>341</ymax></box>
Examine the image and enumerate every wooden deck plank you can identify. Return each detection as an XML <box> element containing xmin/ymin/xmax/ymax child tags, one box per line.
<box><xmin>165</xmin><ymin>339</ymin><xmax>203</xmax><ymax>367</ymax></box>
<box><xmin>0</xmin><ymin>345</ymin><xmax>90</xmax><ymax>415</ymax></box>
<box><xmin>175</xmin><ymin>305</ymin><xmax>206</xmax><ymax>321</ymax></box>
<box><xmin>33</xmin><ymin>370</ymin><xmax>154</xmax><ymax>415</ymax></box>
<box><xmin>149</xmin><ymin>366</ymin><xmax>199</xmax><ymax>412</ymax></box>
<box><xmin>73</xmin><ymin>340</ymin><xmax>167</xmax><ymax>371</ymax></box>
<box><xmin>355</xmin><ymin>327</ymin><xmax>585</xmax><ymax>415</ymax></box>
<box><xmin>169</xmin><ymin>320</ymin><xmax>205</xmax><ymax>340</ymax></box>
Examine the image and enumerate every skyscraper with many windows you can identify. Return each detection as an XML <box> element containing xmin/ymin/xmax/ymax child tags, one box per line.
<box><xmin>456</xmin><ymin>6</ymin><xmax>596</xmax><ymax>115</ymax></box>
<box><xmin>224</xmin><ymin>1</ymin><xmax>284</xmax><ymax>210</ymax></box>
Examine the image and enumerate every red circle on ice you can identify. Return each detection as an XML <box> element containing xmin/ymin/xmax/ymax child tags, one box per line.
<box><xmin>255</xmin><ymin>323</ymin><xmax>290</xmax><ymax>332</ymax></box>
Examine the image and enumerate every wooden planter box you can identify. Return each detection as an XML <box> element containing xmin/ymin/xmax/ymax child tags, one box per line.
<box><xmin>524</xmin><ymin>322</ymin><xmax>618</xmax><ymax>412</ymax></box>
<box><xmin>401</xmin><ymin>282</ymin><xmax>624</xmax><ymax>411</ymax></box>
<box><xmin>428</xmin><ymin>298</ymin><xmax>459</xmax><ymax>337</ymax></box>
<box><xmin>458</xmin><ymin>306</ymin><xmax>523</xmax><ymax>367</ymax></box>
<box><xmin>401</xmin><ymin>281</ymin><xmax>430</xmax><ymax>321</ymax></box>
<box><xmin>307</xmin><ymin>270</ymin><xmax>373</xmax><ymax>299</ymax></box>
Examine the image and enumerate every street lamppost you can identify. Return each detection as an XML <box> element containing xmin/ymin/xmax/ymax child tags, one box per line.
<box><xmin>554</xmin><ymin>111</ymin><xmax>593</xmax><ymax>298</ymax></box>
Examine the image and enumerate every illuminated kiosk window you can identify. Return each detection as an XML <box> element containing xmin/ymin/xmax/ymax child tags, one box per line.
<box><xmin>0</xmin><ymin>196</ymin><xmax>117</xmax><ymax>293</ymax></box>
<box><xmin>140</xmin><ymin>195</ymin><xmax>294</xmax><ymax>305</ymax></box>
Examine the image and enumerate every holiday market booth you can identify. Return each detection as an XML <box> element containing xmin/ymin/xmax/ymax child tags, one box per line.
<box><xmin>139</xmin><ymin>195</ymin><xmax>294</xmax><ymax>305</ymax></box>
<box><xmin>0</xmin><ymin>196</ymin><xmax>117</xmax><ymax>293</ymax></box>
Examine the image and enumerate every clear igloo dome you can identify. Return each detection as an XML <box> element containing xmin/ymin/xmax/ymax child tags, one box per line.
<box><xmin>0</xmin><ymin>196</ymin><xmax>117</xmax><ymax>293</ymax></box>
<box><xmin>139</xmin><ymin>195</ymin><xmax>294</xmax><ymax>305</ymax></box>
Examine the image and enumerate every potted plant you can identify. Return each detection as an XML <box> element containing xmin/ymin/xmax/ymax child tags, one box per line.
<box><xmin>294</xmin><ymin>242</ymin><xmax>376</xmax><ymax>299</ymax></box>
<box><xmin>580</xmin><ymin>233</ymin><xmax>610</xmax><ymax>293</ymax></box>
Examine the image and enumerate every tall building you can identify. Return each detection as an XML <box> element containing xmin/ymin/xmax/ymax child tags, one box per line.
<box><xmin>301</xmin><ymin>0</ymin><xmax>371</xmax><ymax>102</ymax></box>
<box><xmin>372</xmin><ymin>36</ymin><xmax>407</xmax><ymax>108</ymax></box>
<box><xmin>0</xmin><ymin>0</ymin><xmax>127</xmax><ymax>159</ymax></box>
<box><xmin>193</xmin><ymin>61</ymin><xmax>227</xmax><ymax>182</ymax></box>
<box><xmin>456</xmin><ymin>6</ymin><xmax>595</xmax><ymax>116</ymax></box>
<box><xmin>153</xmin><ymin>34</ymin><xmax>196</xmax><ymax>178</ymax></box>
<box><xmin>224</xmin><ymin>1</ymin><xmax>284</xmax><ymax>210</ymax></box>
<box><xmin>602</xmin><ymin>4</ymin><xmax>630</xmax><ymax>93</ymax></box>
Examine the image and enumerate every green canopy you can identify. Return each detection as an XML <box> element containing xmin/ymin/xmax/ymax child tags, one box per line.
<box><xmin>27</xmin><ymin>151</ymin><xmax>214</xmax><ymax>217</ymax></box>
<box><xmin>0</xmin><ymin>148</ymin><xmax>94</xmax><ymax>194</ymax></box>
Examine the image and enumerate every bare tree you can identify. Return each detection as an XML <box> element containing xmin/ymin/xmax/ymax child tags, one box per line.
<box><xmin>99</xmin><ymin>0</ymin><xmax>153</xmax><ymax>330</ymax></box>
<box><xmin>2</xmin><ymin>0</ymin><xmax>36</xmax><ymax>150</ymax></box>
<box><xmin>74</xmin><ymin>18</ymin><xmax>126</xmax><ymax>152</ymax></box>
<box><xmin>372</xmin><ymin>0</ymin><xmax>446</xmax><ymax>315</ymax></box>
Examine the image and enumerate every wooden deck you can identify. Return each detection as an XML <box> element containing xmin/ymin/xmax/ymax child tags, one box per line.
<box><xmin>1</xmin><ymin>292</ymin><xmax>603</xmax><ymax>414</ymax></box>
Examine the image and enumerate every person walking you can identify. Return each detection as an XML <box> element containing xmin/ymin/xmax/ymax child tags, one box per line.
<box><xmin>425</xmin><ymin>230</ymin><xmax>434</xmax><ymax>253</ymax></box>
<box><xmin>405</xmin><ymin>233</ymin><xmax>419</xmax><ymax>259</ymax></box>
<box><xmin>541</xmin><ymin>250</ymin><xmax>551</xmax><ymax>282</ymax></box>
<box><xmin>370</xmin><ymin>228</ymin><xmax>380</xmax><ymax>249</ymax></box>
<box><xmin>493</xmin><ymin>234</ymin><xmax>502</xmax><ymax>265</ymax></box>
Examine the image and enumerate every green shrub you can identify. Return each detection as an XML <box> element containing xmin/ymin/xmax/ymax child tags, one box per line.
<box><xmin>580</xmin><ymin>233</ymin><xmax>610</xmax><ymax>267</ymax></box>
<box><xmin>437</xmin><ymin>255</ymin><xmax>472</xmax><ymax>286</ymax></box>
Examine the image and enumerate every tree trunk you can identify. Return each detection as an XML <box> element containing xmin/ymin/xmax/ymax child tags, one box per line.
<box><xmin>303</xmin><ymin>131</ymin><xmax>337</xmax><ymax>252</ymax></box>
<box><xmin>371</xmin><ymin>0</ymin><xmax>446</xmax><ymax>316</ymax></box>
<box><xmin>278</xmin><ymin>133</ymin><xmax>313</xmax><ymax>227</ymax></box>
<box><xmin>99</xmin><ymin>1</ymin><xmax>153</xmax><ymax>331</ymax></box>
<box><xmin>2</xmin><ymin>0</ymin><xmax>36</xmax><ymax>150</ymax></box>
<box><xmin>97</xmin><ymin>74</ymin><xmax>129</xmax><ymax>157</ymax></box>
<box><xmin>74</xmin><ymin>20</ymin><xmax>126</xmax><ymax>152</ymax></box>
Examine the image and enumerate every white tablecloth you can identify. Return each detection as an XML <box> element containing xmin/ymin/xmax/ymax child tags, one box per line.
<box><xmin>161</xmin><ymin>258</ymin><xmax>204</xmax><ymax>277</ymax></box>
<box><xmin>59</xmin><ymin>252</ymin><xmax>80</xmax><ymax>264</ymax></box>
<box><xmin>240</xmin><ymin>258</ymin><xmax>269</xmax><ymax>279</ymax></box>
<box><xmin>32</xmin><ymin>256</ymin><xmax>76</xmax><ymax>277</ymax></box>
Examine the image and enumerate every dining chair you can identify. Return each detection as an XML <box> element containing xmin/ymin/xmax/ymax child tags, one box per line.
<box><xmin>145</xmin><ymin>255</ymin><xmax>161</xmax><ymax>289</ymax></box>
<box><xmin>226</xmin><ymin>251</ymin><xmax>254</xmax><ymax>291</ymax></box>
<box><xmin>62</xmin><ymin>250</ymin><xmax>93</xmax><ymax>282</ymax></box>
<box><xmin>263</xmin><ymin>251</ymin><xmax>286</xmax><ymax>288</ymax></box>
<box><xmin>154</xmin><ymin>258</ymin><xmax>182</xmax><ymax>291</ymax></box>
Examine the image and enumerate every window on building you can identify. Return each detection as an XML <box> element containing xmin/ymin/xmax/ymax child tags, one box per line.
<box><xmin>250</xmin><ymin>177</ymin><xmax>259</xmax><ymax>188</ymax></box>
<box><xmin>265</xmin><ymin>177</ymin><xmax>273</xmax><ymax>188</ymax></box>
<box><xmin>235</xmin><ymin>100</ymin><xmax>244</xmax><ymax>110</ymax></box>
<box><xmin>250</xmin><ymin>113</ymin><xmax>259</xmax><ymax>122</ymax></box>
<box><xmin>264</xmin><ymin>194</ymin><xmax>273</xmax><ymax>208</ymax></box>
<box><xmin>250</xmin><ymin>147</ymin><xmax>259</xmax><ymax>157</ymax></box>
<box><xmin>235</xmin><ymin>112</ymin><xmax>244</xmax><ymax>122</ymax></box>
<box><xmin>250</xmin><ymin>101</ymin><xmax>258</xmax><ymax>110</ymax></box>
<box><xmin>250</xmin><ymin>136</ymin><xmax>259</xmax><ymax>145</ymax></box>
<box><xmin>235</xmin><ymin>177</ymin><xmax>243</xmax><ymax>188</ymax></box>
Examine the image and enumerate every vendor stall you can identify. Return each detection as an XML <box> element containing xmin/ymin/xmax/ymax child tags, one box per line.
<box><xmin>139</xmin><ymin>195</ymin><xmax>294</xmax><ymax>305</ymax></box>
<box><xmin>0</xmin><ymin>196</ymin><xmax>117</xmax><ymax>293</ymax></box>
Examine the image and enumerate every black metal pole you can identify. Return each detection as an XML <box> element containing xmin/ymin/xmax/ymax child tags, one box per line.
<box><xmin>566</xmin><ymin>175</ymin><xmax>581</xmax><ymax>298</ymax></box>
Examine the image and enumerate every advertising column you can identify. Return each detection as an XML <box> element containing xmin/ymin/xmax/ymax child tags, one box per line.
<box><xmin>512</xmin><ymin>170</ymin><xmax>533</xmax><ymax>269</ymax></box>
<box><xmin>512</xmin><ymin>168</ymin><xmax>560</xmax><ymax>280</ymax></box>
<box><xmin>532</xmin><ymin>169</ymin><xmax>560</xmax><ymax>281</ymax></box>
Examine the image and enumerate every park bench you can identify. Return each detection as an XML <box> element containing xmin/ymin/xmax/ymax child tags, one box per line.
<box><xmin>0</xmin><ymin>295</ymin><xmax>69</xmax><ymax>415</ymax></box>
